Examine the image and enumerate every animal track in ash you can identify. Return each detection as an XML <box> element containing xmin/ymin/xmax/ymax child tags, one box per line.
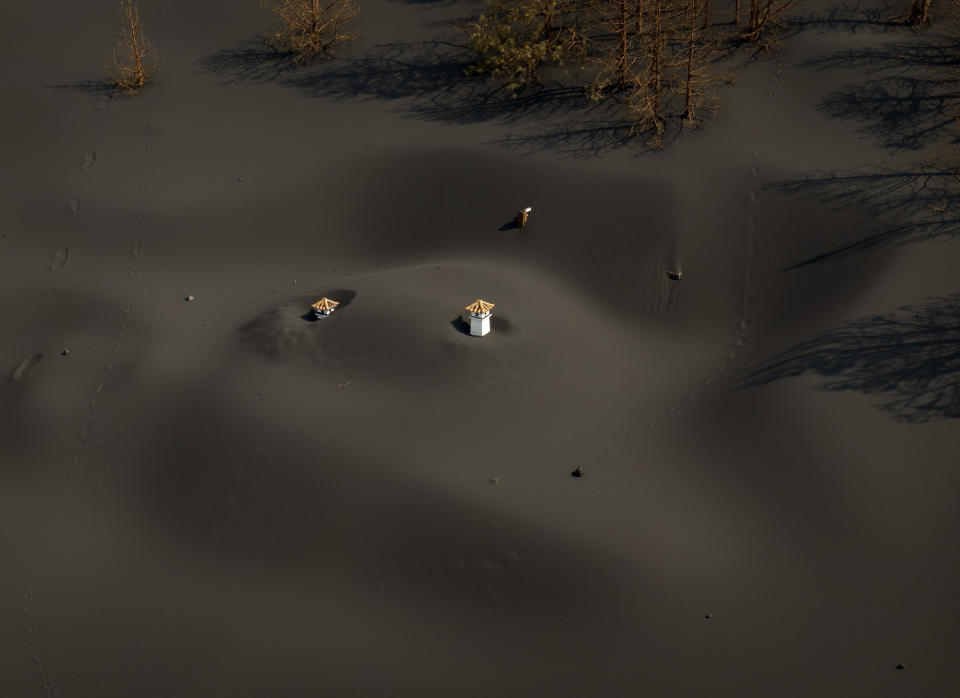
<box><xmin>50</xmin><ymin>243</ymin><xmax>70</xmax><ymax>271</ymax></box>
<box><xmin>80</xmin><ymin>150</ymin><xmax>97</xmax><ymax>177</ymax></box>
<box><xmin>10</xmin><ymin>353</ymin><xmax>44</xmax><ymax>383</ymax></box>
<box><xmin>574</xmin><ymin>59</ymin><xmax>786</xmax><ymax>475</ymax></box>
<box><xmin>23</xmin><ymin>79</ymin><xmax>161</xmax><ymax>698</ymax></box>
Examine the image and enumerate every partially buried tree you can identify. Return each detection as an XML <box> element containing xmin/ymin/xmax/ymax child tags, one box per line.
<box><xmin>460</xmin><ymin>0</ymin><xmax>741</xmax><ymax>149</ymax></box>
<box><xmin>899</xmin><ymin>0</ymin><xmax>934</xmax><ymax>27</ymax></box>
<box><xmin>742</xmin><ymin>0</ymin><xmax>799</xmax><ymax>46</ymax></box>
<box><xmin>462</xmin><ymin>0</ymin><xmax>589</xmax><ymax>93</ymax></box>
<box><xmin>628</xmin><ymin>0</ymin><xmax>671</xmax><ymax>146</ymax></box>
<box><xmin>105</xmin><ymin>0</ymin><xmax>157</xmax><ymax>94</ymax></box>
<box><xmin>262</xmin><ymin>0</ymin><xmax>359</xmax><ymax>63</ymax></box>
<box><xmin>588</xmin><ymin>0</ymin><xmax>642</xmax><ymax>98</ymax></box>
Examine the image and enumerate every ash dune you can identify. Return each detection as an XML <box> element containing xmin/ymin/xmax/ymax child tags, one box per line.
<box><xmin>235</xmin><ymin>260</ymin><xmax>658</xmax><ymax>377</ymax></box>
<box><xmin>2</xmin><ymin>1</ymin><xmax>960</xmax><ymax>697</ymax></box>
<box><xmin>226</xmin><ymin>260</ymin><xmax>694</xmax><ymax>495</ymax></box>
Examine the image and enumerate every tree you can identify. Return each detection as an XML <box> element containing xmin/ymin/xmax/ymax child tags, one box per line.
<box><xmin>743</xmin><ymin>0</ymin><xmax>799</xmax><ymax>44</ymax></box>
<box><xmin>460</xmin><ymin>0</ymin><xmax>769</xmax><ymax>149</ymax></box>
<box><xmin>106</xmin><ymin>1</ymin><xmax>157</xmax><ymax>94</ymax></box>
<box><xmin>679</xmin><ymin>0</ymin><xmax>722</xmax><ymax>124</ymax></box>
<box><xmin>262</xmin><ymin>0</ymin><xmax>359</xmax><ymax>63</ymax></box>
<box><xmin>615</xmin><ymin>0</ymin><xmax>631</xmax><ymax>87</ymax></box>
<box><xmin>629</xmin><ymin>0</ymin><xmax>669</xmax><ymax>145</ymax></box>
<box><xmin>464</xmin><ymin>0</ymin><xmax>588</xmax><ymax>93</ymax></box>
<box><xmin>682</xmin><ymin>0</ymin><xmax>700</xmax><ymax>121</ymax></box>
<box><xmin>900</xmin><ymin>0</ymin><xmax>934</xmax><ymax>26</ymax></box>
<box><xmin>589</xmin><ymin>0</ymin><xmax>641</xmax><ymax>97</ymax></box>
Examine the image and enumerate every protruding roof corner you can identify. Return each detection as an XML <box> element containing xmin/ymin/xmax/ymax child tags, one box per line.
<box><xmin>311</xmin><ymin>297</ymin><xmax>340</xmax><ymax>311</ymax></box>
<box><xmin>465</xmin><ymin>299</ymin><xmax>494</xmax><ymax>314</ymax></box>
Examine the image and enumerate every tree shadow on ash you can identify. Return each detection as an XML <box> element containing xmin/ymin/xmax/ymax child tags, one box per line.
<box><xmin>486</xmin><ymin>116</ymin><xmax>639</xmax><ymax>159</ymax></box>
<box><xmin>768</xmin><ymin>163</ymin><xmax>960</xmax><ymax>267</ymax></box>
<box><xmin>195</xmin><ymin>36</ymin><xmax>299</xmax><ymax>84</ymax></box>
<box><xmin>197</xmin><ymin>36</ymin><xmax>646</xmax><ymax>158</ymax></box>
<box><xmin>786</xmin><ymin>0</ymin><xmax>902</xmax><ymax>34</ymax></box>
<box><xmin>47</xmin><ymin>80</ymin><xmax>122</xmax><ymax>100</ymax></box>
<box><xmin>736</xmin><ymin>294</ymin><xmax>960</xmax><ymax>422</ymax></box>
<box><xmin>768</xmin><ymin>28</ymin><xmax>960</xmax><ymax>267</ymax></box>
<box><xmin>800</xmin><ymin>36</ymin><xmax>960</xmax><ymax>152</ymax></box>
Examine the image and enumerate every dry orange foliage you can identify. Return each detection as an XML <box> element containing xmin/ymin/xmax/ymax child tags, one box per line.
<box><xmin>105</xmin><ymin>0</ymin><xmax>157</xmax><ymax>93</ymax></box>
<box><xmin>262</xmin><ymin>0</ymin><xmax>359</xmax><ymax>62</ymax></box>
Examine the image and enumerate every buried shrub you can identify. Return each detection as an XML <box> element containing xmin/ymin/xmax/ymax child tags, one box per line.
<box><xmin>262</xmin><ymin>0</ymin><xmax>359</xmax><ymax>63</ymax></box>
<box><xmin>105</xmin><ymin>0</ymin><xmax>157</xmax><ymax>93</ymax></box>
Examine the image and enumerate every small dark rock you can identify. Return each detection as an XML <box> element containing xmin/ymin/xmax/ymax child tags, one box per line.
<box><xmin>704</xmin><ymin>613</ymin><xmax>712</xmax><ymax>619</ymax></box>
<box><xmin>185</xmin><ymin>294</ymin><xmax>195</xmax><ymax>302</ymax></box>
<box><xmin>489</xmin><ymin>477</ymin><xmax>499</xmax><ymax>485</ymax></box>
<box><xmin>571</xmin><ymin>466</ymin><xmax>583</xmax><ymax>478</ymax></box>
<box><xmin>61</xmin><ymin>348</ymin><xmax>70</xmax><ymax>356</ymax></box>
<box><xmin>666</xmin><ymin>270</ymin><xmax>683</xmax><ymax>281</ymax></box>
<box><xmin>895</xmin><ymin>663</ymin><xmax>906</xmax><ymax>671</ymax></box>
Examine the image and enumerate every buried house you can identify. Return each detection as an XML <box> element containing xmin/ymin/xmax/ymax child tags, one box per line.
<box><xmin>311</xmin><ymin>297</ymin><xmax>340</xmax><ymax>318</ymax></box>
<box><xmin>464</xmin><ymin>299</ymin><xmax>495</xmax><ymax>337</ymax></box>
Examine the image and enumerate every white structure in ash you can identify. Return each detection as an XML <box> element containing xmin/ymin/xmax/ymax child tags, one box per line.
<box><xmin>311</xmin><ymin>297</ymin><xmax>340</xmax><ymax>318</ymax></box>
<box><xmin>465</xmin><ymin>299</ymin><xmax>495</xmax><ymax>336</ymax></box>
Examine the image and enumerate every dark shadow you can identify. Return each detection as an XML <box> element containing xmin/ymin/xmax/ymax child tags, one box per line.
<box><xmin>47</xmin><ymin>81</ymin><xmax>120</xmax><ymax>100</ymax></box>
<box><xmin>800</xmin><ymin>37</ymin><xmax>960</xmax><ymax>152</ymax></box>
<box><xmin>481</xmin><ymin>84</ymin><xmax>696</xmax><ymax>159</ymax></box>
<box><xmin>197</xmin><ymin>34</ymin><xmax>651</xmax><ymax>158</ymax></box>
<box><xmin>736</xmin><ymin>294</ymin><xmax>960</xmax><ymax>422</ymax></box>
<box><xmin>195</xmin><ymin>35</ymin><xmax>299</xmax><ymax>84</ymax></box>
<box><xmin>197</xmin><ymin>15</ymin><xmax>766</xmax><ymax>159</ymax></box>
<box><xmin>487</xmin><ymin>118</ymin><xmax>637</xmax><ymax>159</ymax></box>
<box><xmin>768</xmin><ymin>21</ymin><xmax>960</xmax><ymax>267</ymax></box>
<box><xmin>450</xmin><ymin>316</ymin><xmax>470</xmax><ymax>335</ymax></box>
<box><xmin>787</xmin><ymin>0</ymin><xmax>902</xmax><ymax>34</ymax></box>
<box><xmin>768</xmin><ymin>164</ymin><xmax>960</xmax><ymax>267</ymax></box>
<box><xmin>279</xmin><ymin>39</ymin><xmax>596</xmax><ymax>128</ymax></box>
